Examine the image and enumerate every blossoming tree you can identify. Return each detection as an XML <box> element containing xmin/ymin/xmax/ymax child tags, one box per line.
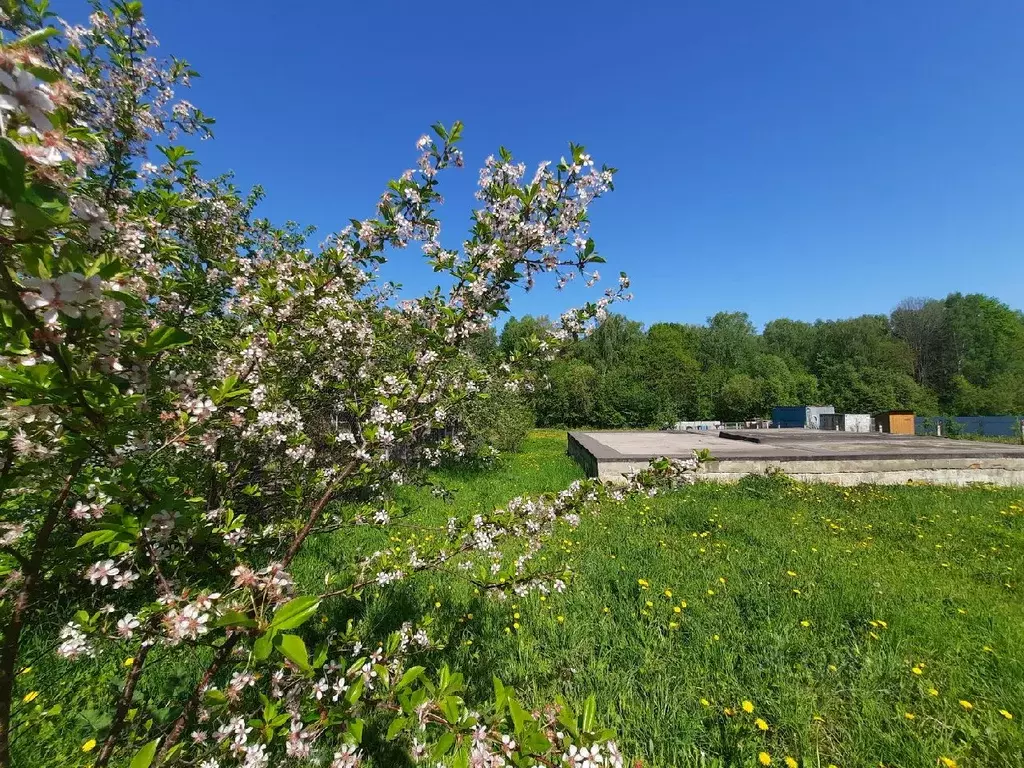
<box><xmin>0</xmin><ymin>2</ymin><xmax>698</xmax><ymax>766</ymax></box>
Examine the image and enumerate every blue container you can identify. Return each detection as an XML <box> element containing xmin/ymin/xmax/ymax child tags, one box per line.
<box><xmin>772</xmin><ymin>406</ymin><xmax>805</xmax><ymax>428</ymax></box>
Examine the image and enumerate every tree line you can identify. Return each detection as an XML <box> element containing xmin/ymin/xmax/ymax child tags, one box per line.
<box><xmin>492</xmin><ymin>293</ymin><xmax>1024</xmax><ymax>428</ymax></box>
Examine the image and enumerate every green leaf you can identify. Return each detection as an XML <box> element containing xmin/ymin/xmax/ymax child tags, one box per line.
<box><xmin>312</xmin><ymin>642</ymin><xmax>328</xmax><ymax>670</ymax></box>
<box><xmin>270</xmin><ymin>596</ymin><xmax>320</xmax><ymax>631</ymax></box>
<box><xmin>395</xmin><ymin>665</ymin><xmax>424</xmax><ymax>692</ymax></box>
<box><xmin>440</xmin><ymin>695</ymin><xmax>461</xmax><ymax>724</ymax></box>
<box><xmin>253</xmin><ymin>630</ymin><xmax>275</xmax><ymax>661</ymax></box>
<box><xmin>204</xmin><ymin>689</ymin><xmax>228</xmax><ymax>706</ymax></box>
<box><xmin>385</xmin><ymin>716</ymin><xmax>408</xmax><ymax>741</ymax></box>
<box><xmin>431</xmin><ymin>732</ymin><xmax>455</xmax><ymax>760</ymax></box>
<box><xmin>15</xmin><ymin>183</ymin><xmax>68</xmax><ymax>232</ymax></box>
<box><xmin>213</xmin><ymin>611</ymin><xmax>257</xmax><ymax>629</ymax></box>
<box><xmin>346</xmin><ymin>675</ymin><xmax>364</xmax><ymax>705</ymax></box>
<box><xmin>0</xmin><ymin>138</ymin><xmax>25</xmax><ymax>203</ymax></box>
<box><xmin>143</xmin><ymin>327</ymin><xmax>192</xmax><ymax>353</ymax></box>
<box><xmin>346</xmin><ymin>719</ymin><xmax>364</xmax><ymax>745</ymax></box>
<box><xmin>581</xmin><ymin>694</ymin><xmax>597</xmax><ymax>733</ymax></box>
<box><xmin>508</xmin><ymin>697</ymin><xmax>528</xmax><ymax>735</ymax></box>
<box><xmin>75</xmin><ymin>529</ymin><xmax>118</xmax><ymax>548</ymax></box>
<box><xmin>274</xmin><ymin>634</ymin><xmax>310</xmax><ymax>672</ymax></box>
<box><xmin>13</xmin><ymin>28</ymin><xmax>59</xmax><ymax>48</ymax></box>
<box><xmin>521</xmin><ymin>729</ymin><xmax>551</xmax><ymax>754</ymax></box>
<box><xmin>128</xmin><ymin>738</ymin><xmax>159</xmax><ymax>768</ymax></box>
<box><xmin>492</xmin><ymin>676</ymin><xmax>506</xmax><ymax>710</ymax></box>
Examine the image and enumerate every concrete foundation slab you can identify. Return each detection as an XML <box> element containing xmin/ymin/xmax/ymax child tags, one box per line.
<box><xmin>568</xmin><ymin>430</ymin><xmax>1024</xmax><ymax>486</ymax></box>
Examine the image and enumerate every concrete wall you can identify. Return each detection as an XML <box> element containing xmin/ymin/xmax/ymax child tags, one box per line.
<box><xmin>591</xmin><ymin>456</ymin><xmax>1024</xmax><ymax>486</ymax></box>
<box><xmin>844</xmin><ymin>414</ymin><xmax>872</xmax><ymax>432</ymax></box>
<box><xmin>566</xmin><ymin>432</ymin><xmax>599</xmax><ymax>477</ymax></box>
<box><xmin>822</xmin><ymin>413</ymin><xmax>873</xmax><ymax>432</ymax></box>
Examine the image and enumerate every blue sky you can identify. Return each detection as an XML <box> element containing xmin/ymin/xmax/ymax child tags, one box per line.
<box><xmin>67</xmin><ymin>1</ymin><xmax>1024</xmax><ymax>329</ymax></box>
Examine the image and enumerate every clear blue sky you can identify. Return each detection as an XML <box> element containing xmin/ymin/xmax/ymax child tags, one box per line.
<box><xmin>67</xmin><ymin>1</ymin><xmax>1024</xmax><ymax>329</ymax></box>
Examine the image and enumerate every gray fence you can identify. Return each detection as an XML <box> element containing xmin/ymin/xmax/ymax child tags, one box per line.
<box><xmin>915</xmin><ymin>415</ymin><xmax>1024</xmax><ymax>438</ymax></box>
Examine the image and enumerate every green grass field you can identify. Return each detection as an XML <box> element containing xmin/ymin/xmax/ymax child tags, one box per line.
<box><xmin>12</xmin><ymin>430</ymin><xmax>1024</xmax><ymax>767</ymax></box>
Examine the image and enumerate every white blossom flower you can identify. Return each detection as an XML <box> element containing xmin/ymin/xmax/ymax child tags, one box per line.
<box><xmin>86</xmin><ymin>559</ymin><xmax>119</xmax><ymax>586</ymax></box>
<box><xmin>331</xmin><ymin>744</ymin><xmax>362</xmax><ymax>768</ymax></box>
<box><xmin>71</xmin><ymin>197</ymin><xmax>114</xmax><ymax>240</ymax></box>
<box><xmin>116</xmin><ymin>613</ymin><xmax>140</xmax><ymax>638</ymax></box>
<box><xmin>112</xmin><ymin>569</ymin><xmax>139</xmax><ymax>590</ymax></box>
<box><xmin>190</xmin><ymin>398</ymin><xmax>217</xmax><ymax>421</ymax></box>
<box><xmin>0</xmin><ymin>67</ymin><xmax>54</xmax><ymax>130</ymax></box>
<box><xmin>56</xmin><ymin>622</ymin><xmax>93</xmax><ymax>659</ymax></box>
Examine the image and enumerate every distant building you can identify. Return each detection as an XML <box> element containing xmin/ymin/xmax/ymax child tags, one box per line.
<box><xmin>874</xmin><ymin>410</ymin><xmax>915</xmax><ymax>434</ymax></box>
<box><xmin>820</xmin><ymin>413</ymin><xmax>873</xmax><ymax>433</ymax></box>
<box><xmin>771</xmin><ymin>405</ymin><xmax>835</xmax><ymax>429</ymax></box>
<box><xmin>673</xmin><ymin>420</ymin><xmax>723</xmax><ymax>432</ymax></box>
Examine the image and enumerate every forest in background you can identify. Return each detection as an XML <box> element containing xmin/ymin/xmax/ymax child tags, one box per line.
<box><xmin>487</xmin><ymin>292</ymin><xmax>1024</xmax><ymax>429</ymax></box>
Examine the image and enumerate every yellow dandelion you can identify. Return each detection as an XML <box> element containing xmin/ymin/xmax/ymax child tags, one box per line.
<box><xmin>707</xmin><ymin>589</ymin><xmax>715</xmax><ymax>596</ymax></box>
<box><xmin>787</xmin><ymin>571</ymin><xmax>797</xmax><ymax>577</ymax></box>
<box><xmin>755</xmin><ymin>717</ymin><xmax>769</xmax><ymax>731</ymax></box>
<box><xmin>638</xmin><ymin>579</ymin><xmax>650</xmax><ymax>589</ymax></box>
<box><xmin>929</xmin><ymin>688</ymin><xmax>939</xmax><ymax>696</ymax></box>
<box><xmin>939</xmin><ymin>759</ymin><xmax>958</xmax><ymax>768</ymax></box>
<box><xmin>645</xmin><ymin>600</ymin><xmax>654</xmax><ymax>608</ymax></box>
<box><xmin>434</xmin><ymin>601</ymin><xmax>441</xmax><ymax>608</ymax></box>
<box><xmin>123</xmin><ymin>657</ymin><xmax>134</xmax><ymax>667</ymax></box>
<box><xmin>759</xmin><ymin>752</ymin><xmax>772</xmax><ymax>766</ymax></box>
<box><xmin>557</xmin><ymin>615</ymin><xmax>565</xmax><ymax>623</ymax></box>
<box><xmin>81</xmin><ymin>739</ymin><xmax>97</xmax><ymax>753</ymax></box>
<box><xmin>904</xmin><ymin>712</ymin><xmax>916</xmax><ymax>720</ymax></box>
<box><xmin>22</xmin><ymin>691</ymin><xmax>39</xmax><ymax>703</ymax></box>
<box><xmin>700</xmin><ymin>698</ymin><xmax>711</xmax><ymax>707</ymax></box>
<box><xmin>911</xmin><ymin>666</ymin><xmax>923</xmax><ymax>675</ymax></box>
<box><xmin>603</xmin><ymin>606</ymin><xmax>610</xmax><ymax>614</ymax></box>
<box><xmin>742</xmin><ymin>700</ymin><xmax>754</xmax><ymax>713</ymax></box>
<box><xmin>673</xmin><ymin>606</ymin><xmax>682</xmax><ymax>614</ymax></box>
<box><xmin>792</xmin><ymin>589</ymin><xmax>801</xmax><ymax>595</ymax></box>
<box><xmin>784</xmin><ymin>757</ymin><xmax>798</xmax><ymax>768</ymax></box>
<box><xmin>680</xmin><ymin>600</ymin><xmax>688</xmax><ymax>608</ymax></box>
<box><xmin>800</xmin><ymin>620</ymin><xmax>811</xmax><ymax>628</ymax></box>
<box><xmin>959</xmin><ymin>700</ymin><xmax>973</xmax><ymax>711</ymax></box>
<box><xmin>664</xmin><ymin>589</ymin><xmax>673</xmax><ymax>597</ymax></box>
<box><xmin>668</xmin><ymin>621</ymin><xmax>679</xmax><ymax>629</ymax></box>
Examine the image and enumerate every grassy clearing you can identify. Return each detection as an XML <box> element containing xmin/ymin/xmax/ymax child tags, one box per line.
<box><xmin>301</xmin><ymin>431</ymin><xmax>1024</xmax><ymax>768</ymax></box>
<box><xmin>12</xmin><ymin>430</ymin><xmax>1024</xmax><ymax>767</ymax></box>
